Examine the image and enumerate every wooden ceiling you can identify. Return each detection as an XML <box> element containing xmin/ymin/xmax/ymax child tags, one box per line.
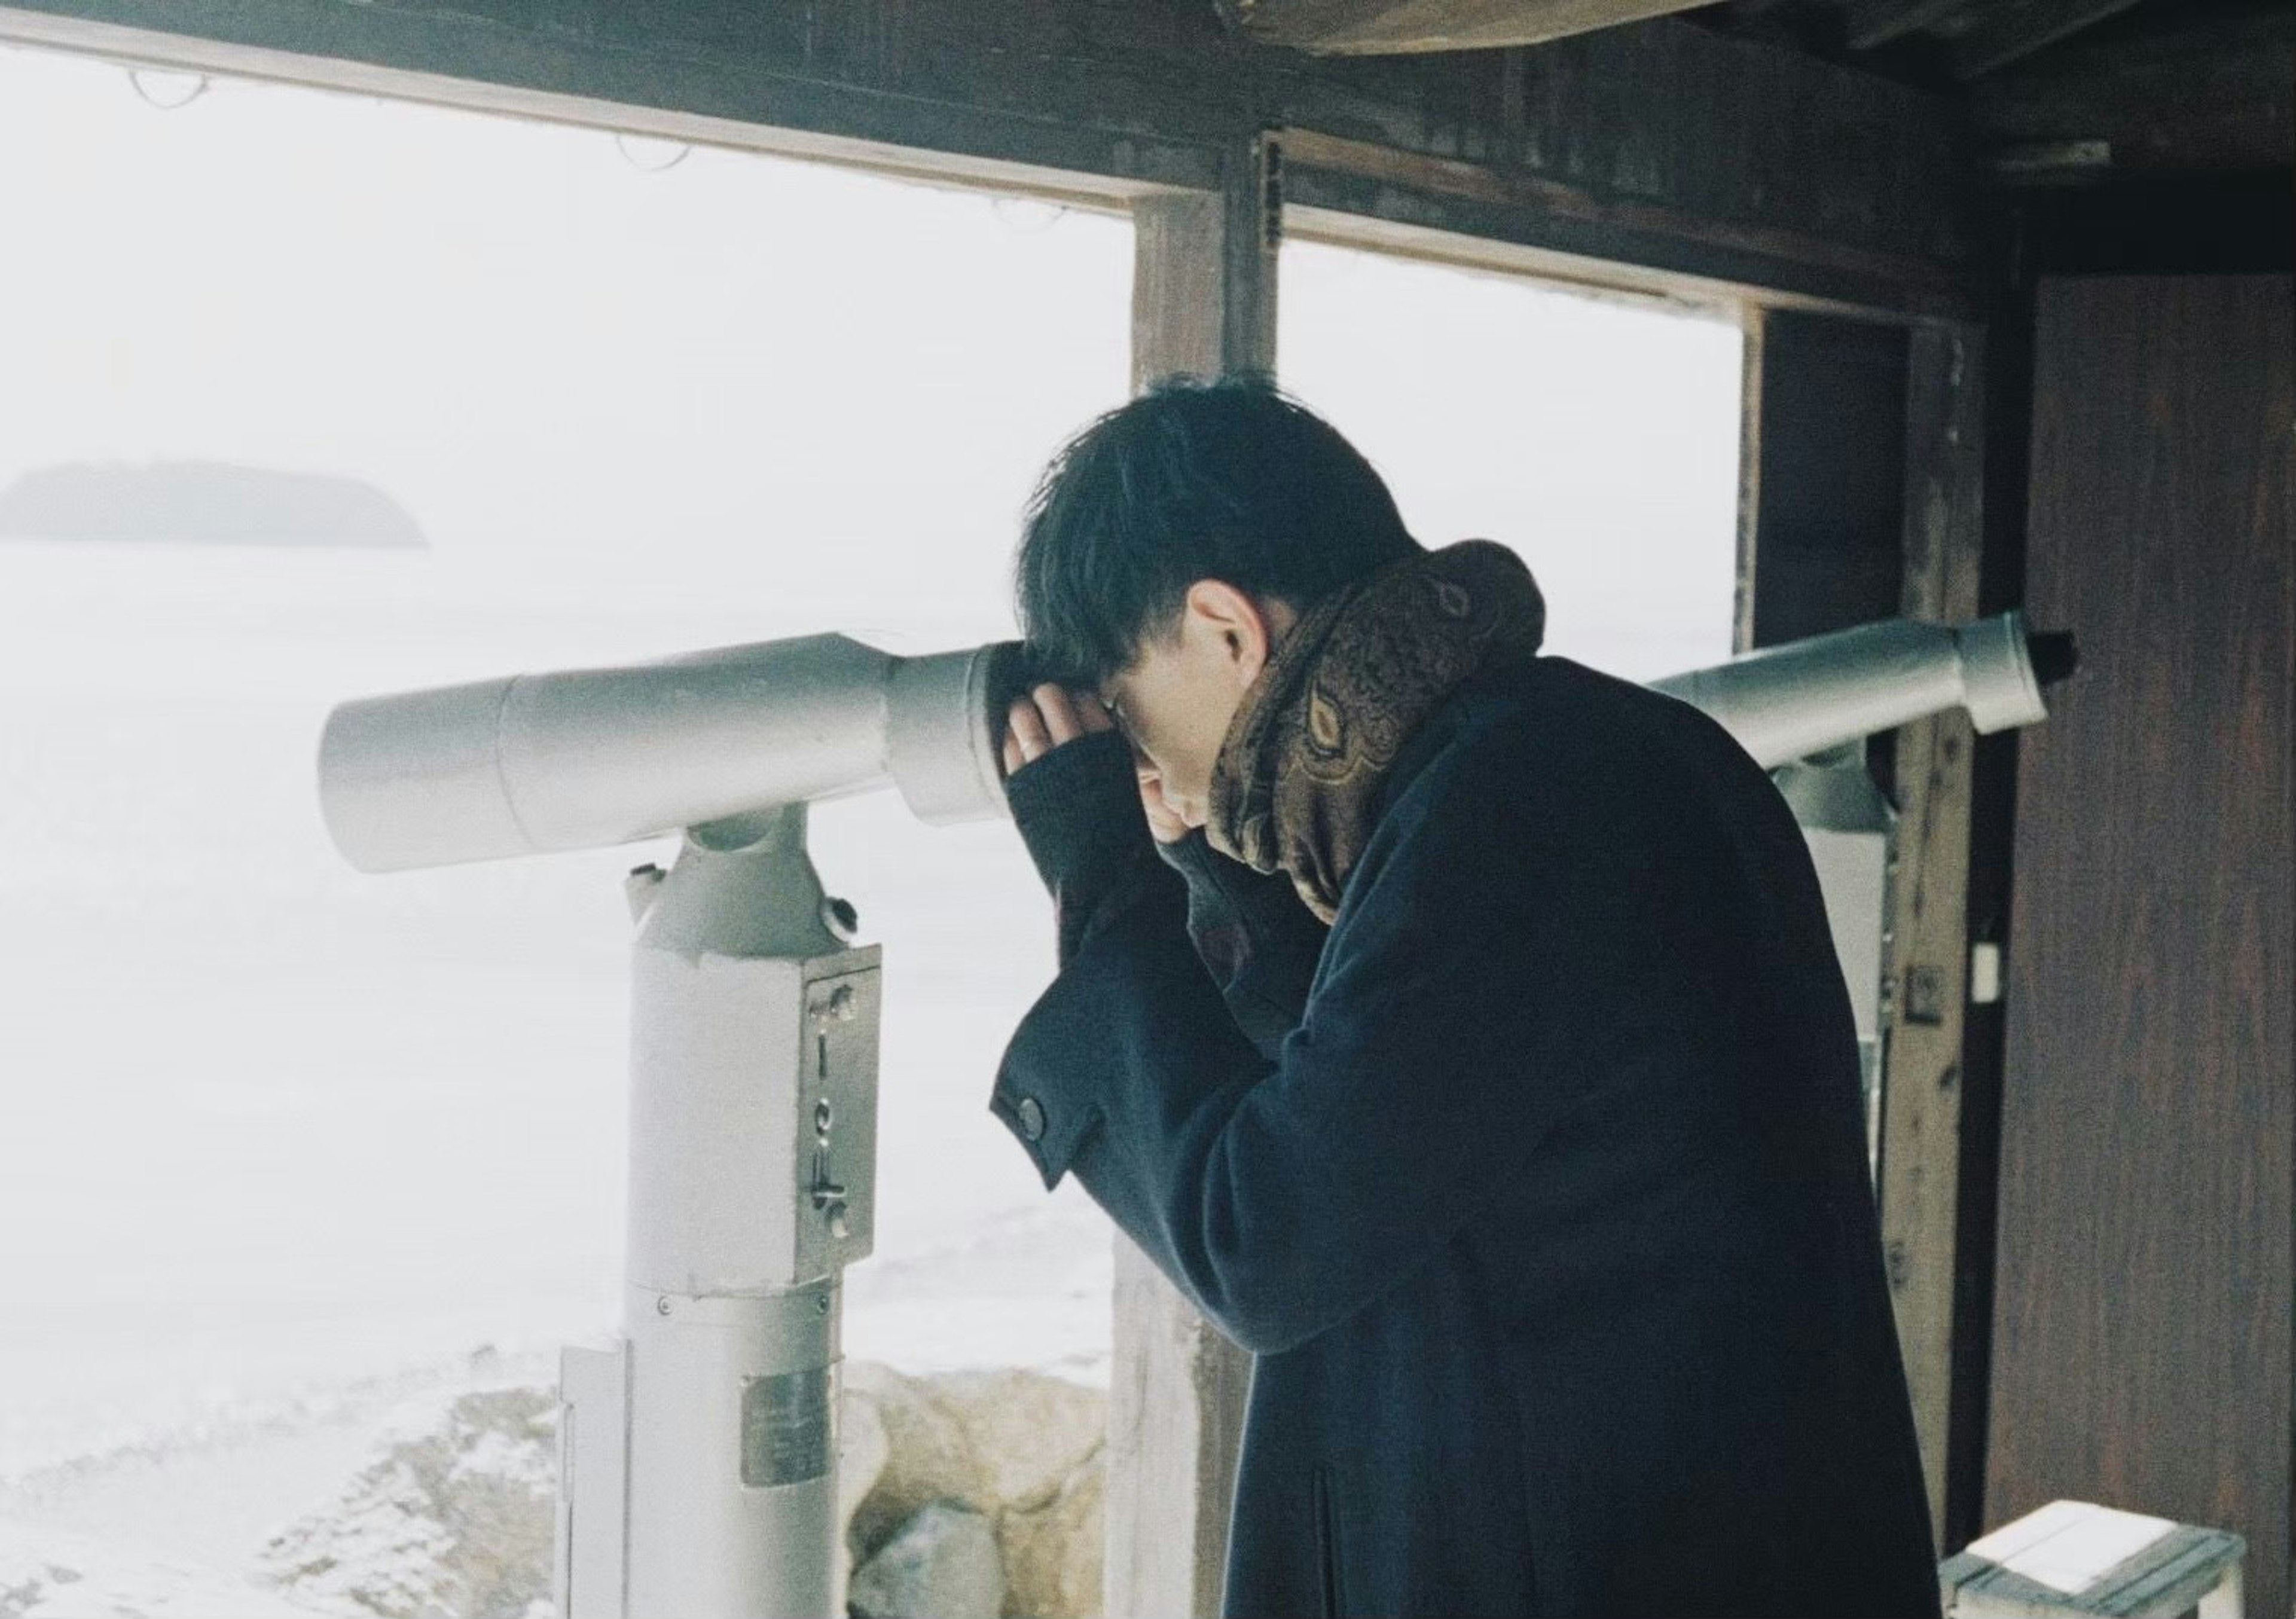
<box><xmin>1229</xmin><ymin>0</ymin><xmax>2295</xmax><ymax>180</ymax></box>
<box><xmin>1701</xmin><ymin>0</ymin><xmax>2219</xmax><ymax>83</ymax></box>
<box><xmin>1708</xmin><ymin>0</ymin><xmax>2296</xmax><ymax>179</ymax></box>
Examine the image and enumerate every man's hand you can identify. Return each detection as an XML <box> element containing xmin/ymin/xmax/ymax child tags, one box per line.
<box><xmin>1004</xmin><ymin>683</ymin><xmax>1190</xmax><ymax>844</ymax></box>
<box><xmin>1002</xmin><ymin>682</ymin><xmax>1110</xmax><ymax>769</ymax></box>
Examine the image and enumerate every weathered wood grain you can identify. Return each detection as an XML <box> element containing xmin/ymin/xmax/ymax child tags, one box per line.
<box><xmin>0</xmin><ymin>1</ymin><xmax>1974</xmax><ymax>314</ymax></box>
<box><xmin>1132</xmin><ymin>191</ymin><xmax>1230</xmax><ymax>388</ymax></box>
<box><xmin>1987</xmin><ymin>274</ymin><xmax>2294</xmax><ymax>1619</ymax></box>
<box><xmin>1228</xmin><ymin>0</ymin><xmax>1709</xmax><ymax>55</ymax></box>
<box><xmin>1733</xmin><ymin>307</ymin><xmax>1767</xmax><ymax>654</ymax></box>
<box><xmin>1278</xmin><ymin>127</ymin><xmax>1977</xmax><ymax>317</ymax></box>
<box><xmin>1969</xmin><ymin>7</ymin><xmax>2296</xmax><ymax>176</ymax></box>
<box><xmin>1105</xmin><ymin>178</ymin><xmax>1274</xmax><ymax>1619</ymax></box>
<box><xmin>1844</xmin><ymin>0</ymin><xmax>1984</xmax><ymax>53</ymax></box>
<box><xmin>1106</xmin><ymin>1242</ymin><xmax>1254</xmax><ymax>1619</ymax></box>
<box><xmin>1950</xmin><ymin>0</ymin><xmax>2145</xmax><ymax>80</ymax></box>
<box><xmin>1878</xmin><ymin>319</ymin><xmax>1985</xmax><ymax>1551</ymax></box>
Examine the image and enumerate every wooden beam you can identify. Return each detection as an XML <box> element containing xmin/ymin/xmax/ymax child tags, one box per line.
<box><xmin>1220</xmin><ymin>135</ymin><xmax>1283</xmax><ymax>377</ymax></box>
<box><xmin>1228</xmin><ymin>0</ymin><xmax>1708</xmax><ymax>56</ymax></box>
<box><xmin>1109</xmin><ymin>164</ymin><xmax>1275</xmax><ymax>1619</ymax></box>
<box><xmin>1951</xmin><ymin>0</ymin><xmax>2146</xmax><ymax>80</ymax></box>
<box><xmin>1284</xmin><ymin>203</ymin><xmax>1752</xmax><ymax>314</ymax></box>
<box><xmin>1733</xmin><ymin>309</ymin><xmax>1767</xmax><ymax>655</ymax></box>
<box><xmin>1277</xmin><ymin>126</ymin><xmax>1977</xmax><ymax>319</ymax></box>
<box><xmin>1877</xmin><ymin>320</ymin><xmax>1985</xmax><ymax>1550</ymax></box>
<box><xmin>1106</xmin><ymin>1240</ymin><xmax>1253</xmax><ymax>1619</ymax></box>
<box><xmin>1970</xmin><ymin>8</ymin><xmax>2296</xmax><ymax>175</ymax></box>
<box><xmin>0</xmin><ymin>2</ymin><xmax>1216</xmax><ymax>207</ymax></box>
<box><xmin>1133</xmin><ymin>193</ymin><xmax>1231</xmax><ymax>387</ymax></box>
<box><xmin>1843</xmin><ymin>0</ymin><xmax>1986</xmax><ymax>53</ymax></box>
<box><xmin>1736</xmin><ymin>311</ymin><xmax>1981</xmax><ymax>1546</ymax></box>
<box><xmin>0</xmin><ymin>4</ymin><xmax>1976</xmax><ymax>319</ymax></box>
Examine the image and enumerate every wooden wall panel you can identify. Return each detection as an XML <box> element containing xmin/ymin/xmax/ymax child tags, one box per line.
<box><xmin>1987</xmin><ymin>276</ymin><xmax>2294</xmax><ymax>1618</ymax></box>
<box><xmin>1880</xmin><ymin>321</ymin><xmax>1986</xmax><ymax>1551</ymax></box>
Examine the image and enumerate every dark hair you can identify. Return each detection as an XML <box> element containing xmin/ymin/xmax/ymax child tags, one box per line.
<box><xmin>1013</xmin><ymin>377</ymin><xmax>1421</xmax><ymax>685</ymax></box>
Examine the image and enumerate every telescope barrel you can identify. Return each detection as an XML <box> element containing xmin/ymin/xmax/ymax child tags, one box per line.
<box><xmin>318</xmin><ymin>610</ymin><xmax>2061</xmax><ymax>874</ymax></box>
<box><xmin>319</xmin><ymin>635</ymin><xmax>1012</xmax><ymax>873</ymax></box>
<box><xmin>1651</xmin><ymin>609</ymin><xmax>2051</xmax><ymax>769</ymax></box>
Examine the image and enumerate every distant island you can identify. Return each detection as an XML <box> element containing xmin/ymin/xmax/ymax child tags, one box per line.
<box><xmin>0</xmin><ymin>461</ymin><xmax>428</xmax><ymax>549</ymax></box>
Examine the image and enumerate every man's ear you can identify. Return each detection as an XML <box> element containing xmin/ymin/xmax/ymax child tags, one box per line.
<box><xmin>1182</xmin><ymin>579</ymin><xmax>1278</xmax><ymax>683</ymax></box>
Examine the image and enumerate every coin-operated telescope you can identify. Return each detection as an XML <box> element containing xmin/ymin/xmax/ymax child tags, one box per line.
<box><xmin>317</xmin><ymin>610</ymin><xmax>2068</xmax><ymax>1619</ymax></box>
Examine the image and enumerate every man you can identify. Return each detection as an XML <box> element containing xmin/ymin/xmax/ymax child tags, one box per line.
<box><xmin>990</xmin><ymin>378</ymin><xmax>1939</xmax><ymax>1618</ymax></box>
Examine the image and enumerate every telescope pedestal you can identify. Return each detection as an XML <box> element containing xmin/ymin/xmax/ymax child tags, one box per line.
<box><xmin>555</xmin><ymin>804</ymin><xmax>880</xmax><ymax>1619</ymax></box>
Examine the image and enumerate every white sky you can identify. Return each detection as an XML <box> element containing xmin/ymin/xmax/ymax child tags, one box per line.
<box><xmin>0</xmin><ymin>38</ymin><xmax>1742</xmax><ymax>1484</ymax></box>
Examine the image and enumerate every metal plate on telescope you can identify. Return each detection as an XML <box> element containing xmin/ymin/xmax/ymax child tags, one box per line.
<box><xmin>796</xmin><ymin>966</ymin><xmax>881</xmax><ymax>1276</ymax></box>
<box><xmin>740</xmin><ymin>1366</ymin><xmax>832</xmax><ymax>1487</ymax></box>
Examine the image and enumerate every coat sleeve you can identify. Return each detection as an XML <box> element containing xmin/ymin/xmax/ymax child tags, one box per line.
<box><xmin>1000</xmin><ymin>728</ymin><xmax>1180</xmax><ymax>970</ymax></box>
<box><xmin>991</xmin><ymin>728</ymin><xmax>1664</xmax><ymax>1356</ymax></box>
<box><xmin>1001</xmin><ymin>730</ymin><xmax>1327</xmax><ymax>1044</ymax></box>
<box><xmin>1156</xmin><ymin>832</ymin><xmax>1328</xmax><ymax>1052</ymax></box>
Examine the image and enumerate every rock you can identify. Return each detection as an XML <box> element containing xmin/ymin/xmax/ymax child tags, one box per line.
<box><xmin>842</xmin><ymin>1364</ymin><xmax>985</xmax><ymax>1557</ymax></box>
<box><xmin>840</xmin><ymin>1363</ymin><xmax>1107</xmax><ymax>1618</ymax></box>
<box><xmin>261</xmin><ymin>1385</ymin><xmax>555</xmax><ymax>1619</ymax></box>
<box><xmin>839</xmin><ymin>1380</ymin><xmax>891</xmax><ymax>1528</ymax></box>
<box><xmin>933</xmin><ymin>1370</ymin><xmax>1104</xmax><ymax>1515</ymax></box>
<box><xmin>839</xmin><ymin>1380</ymin><xmax>892</xmax><ymax>1589</ymax></box>
<box><xmin>252</xmin><ymin>1361</ymin><xmax>1106</xmax><ymax>1619</ymax></box>
<box><xmin>931</xmin><ymin>1368</ymin><xmax>1104</xmax><ymax>1618</ymax></box>
<box><xmin>999</xmin><ymin>1453</ymin><xmax>1104</xmax><ymax>1619</ymax></box>
<box><xmin>847</xmin><ymin>1501</ymin><xmax>1003</xmax><ymax>1619</ymax></box>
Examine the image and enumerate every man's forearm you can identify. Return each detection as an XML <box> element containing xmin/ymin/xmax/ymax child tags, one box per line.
<box><xmin>1003</xmin><ymin>727</ymin><xmax>1327</xmax><ymax>1040</ymax></box>
<box><xmin>1156</xmin><ymin>831</ymin><xmax>1327</xmax><ymax>1053</ymax></box>
<box><xmin>1002</xmin><ymin>728</ymin><xmax>1178</xmax><ymax>968</ymax></box>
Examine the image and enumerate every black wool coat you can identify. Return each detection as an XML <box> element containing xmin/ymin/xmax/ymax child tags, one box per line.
<box><xmin>994</xmin><ymin>655</ymin><xmax>1940</xmax><ymax>1619</ymax></box>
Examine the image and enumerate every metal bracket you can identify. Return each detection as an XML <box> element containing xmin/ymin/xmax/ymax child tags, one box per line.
<box><xmin>557</xmin><ymin>1342</ymin><xmax>631</xmax><ymax>1619</ymax></box>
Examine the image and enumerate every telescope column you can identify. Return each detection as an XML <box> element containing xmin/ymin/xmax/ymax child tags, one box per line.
<box><xmin>555</xmin><ymin>804</ymin><xmax>880</xmax><ymax>1619</ymax></box>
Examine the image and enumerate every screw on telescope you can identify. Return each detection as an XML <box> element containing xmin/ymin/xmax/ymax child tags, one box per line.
<box><xmin>624</xmin><ymin>862</ymin><xmax>667</xmax><ymax>924</ymax></box>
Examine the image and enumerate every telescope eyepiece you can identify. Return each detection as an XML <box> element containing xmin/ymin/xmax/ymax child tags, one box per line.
<box><xmin>2025</xmin><ymin>630</ymin><xmax>2078</xmax><ymax>687</ymax></box>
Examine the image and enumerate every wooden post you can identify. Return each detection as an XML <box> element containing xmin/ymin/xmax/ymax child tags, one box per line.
<box><xmin>1732</xmin><ymin>307</ymin><xmax>1767</xmax><ymax>655</ymax></box>
<box><xmin>1108</xmin><ymin>138</ymin><xmax>1278</xmax><ymax>1619</ymax></box>
<box><xmin>1876</xmin><ymin>320</ymin><xmax>1984</xmax><ymax>1550</ymax></box>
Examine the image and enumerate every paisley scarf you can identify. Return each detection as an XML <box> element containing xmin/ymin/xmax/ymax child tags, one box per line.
<box><xmin>1205</xmin><ymin>540</ymin><xmax>1547</xmax><ymax>922</ymax></box>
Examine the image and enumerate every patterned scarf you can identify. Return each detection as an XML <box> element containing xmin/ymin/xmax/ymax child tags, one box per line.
<box><xmin>1206</xmin><ymin>540</ymin><xmax>1547</xmax><ymax>922</ymax></box>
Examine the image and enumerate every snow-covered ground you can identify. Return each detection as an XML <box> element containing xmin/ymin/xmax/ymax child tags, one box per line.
<box><xmin>0</xmin><ymin>38</ymin><xmax>1738</xmax><ymax>1610</ymax></box>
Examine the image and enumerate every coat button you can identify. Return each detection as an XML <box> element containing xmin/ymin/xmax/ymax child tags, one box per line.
<box><xmin>1016</xmin><ymin>1096</ymin><xmax>1046</xmax><ymax>1142</ymax></box>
